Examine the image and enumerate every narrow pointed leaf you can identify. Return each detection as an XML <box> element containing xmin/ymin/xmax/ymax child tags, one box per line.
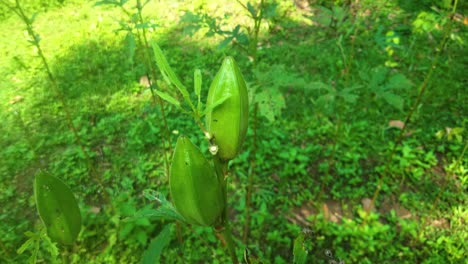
<box><xmin>194</xmin><ymin>69</ymin><xmax>202</xmax><ymax>112</ymax></box>
<box><xmin>141</xmin><ymin>224</ymin><xmax>173</xmax><ymax>264</ymax></box>
<box><xmin>155</xmin><ymin>90</ymin><xmax>181</xmax><ymax>107</ymax></box>
<box><xmin>293</xmin><ymin>233</ymin><xmax>308</xmax><ymax>264</ymax></box>
<box><xmin>201</xmin><ymin>93</ymin><xmax>231</xmax><ymax>117</ymax></box>
<box><xmin>151</xmin><ymin>42</ymin><xmax>195</xmax><ymax>111</ymax></box>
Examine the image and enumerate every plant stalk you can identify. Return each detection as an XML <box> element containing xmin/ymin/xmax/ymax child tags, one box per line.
<box><xmin>216</xmin><ymin>223</ymin><xmax>239</xmax><ymax>264</ymax></box>
<box><xmin>363</xmin><ymin>0</ymin><xmax>458</xmax><ymax>224</ymax></box>
<box><xmin>213</xmin><ymin>156</ymin><xmax>238</xmax><ymax>263</ymax></box>
<box><xmin>10</xmin><ymin>0</ymin><xmax>110</xmax><ymax>203</ymax></box>
<box><xmin>243</xmin><ymin>102</ymin><xmax>257</xmax><ymax>244</ymax></box>
<box><xmin>135</xmin><ymin>0</ymin><xmax>172</xmax><ymax>176</ymax></box>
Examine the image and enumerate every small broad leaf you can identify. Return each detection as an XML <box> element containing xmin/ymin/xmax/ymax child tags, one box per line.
<box><xmin>217</xmin><ymin>36</ymin><xmax>234</xmax><ymax>50</ymax></box>
<box><xmin>247</xmin><ymin>2</ymin><xmax>257</xmax><ymax>18</ymax></box>
<box><xmin>130</xmin><ymin>191</ymin><xmax>185</xmax><ymax>222</ymax></box>
<box><xmin>256</xmin><ymin>89</ymin><xmax>285</xmax><ymax>122</ymax></box>
<box><xmin>131</xmin><ymin>204</ymin><xmax>185</xmax><ymax>222</ymax></box>
<box><xmin>338</xmin><ymin>85</ymin><xmax>361</xmax><ymax>104</ymax></box>
<box><xmin>232</xmin><ymin>25</ymin><xmax>241</xmax><ymax>35</ymax></box>
<box><xmin>235</xmin><ymin>32</ymin><xmax>249</xmax><ymax>46</ymax></box>
<box><xmin>341</xmin><ymin>93</ymin><xmax>358</xmax><ymax>104</ymax></box>
<box><xmin>313</xmin><ymin>93</ymin><xmax>335</xmax><ymax>109</ymax></box>
<box><xmin>386</xmin><ymin>73</ymin><xmax>411</xmax><ymax>90</ymax></box>
<box><xmin>263</xmin><ymin>2</ymin><xmax>278</xmax><ymax>19</ymax></box>
<box><xmin>154</xmin><ymin>90</ymin><xmax>181</xmax><ymax>108</ymax></box>
<box><xmin>381</xmin><ymin>91</ymin><xmax>404</xmax><ymax>111</ymax></box>
<box><xmin>141</xmin><ymin>224</ymin><xmax>173</xmax><ymax>264</ymax></box>
<box><xmin>313</xmin><ymin>6</ymin><xmax>333</xmax><ymax>26</ymax></box>
<box><xmin>369</xmin><ymin>66</ymin><xmax>389</xmax><ymax>90</ymax></box>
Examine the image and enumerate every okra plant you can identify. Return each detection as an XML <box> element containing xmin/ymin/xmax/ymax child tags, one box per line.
<box><xmin>151</xmin><ymin>42</ymin><xmax>248</xmax><ymax>263</ymax></box>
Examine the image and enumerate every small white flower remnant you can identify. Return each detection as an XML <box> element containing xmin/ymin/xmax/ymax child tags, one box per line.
<box><xmin>204</xmin><ymin>131</ymin><xmax>213</xmax><ymax>140</ymax></box>
<box><xmin>209</xmin><ymin>144</ymin><xmax>218</xmax><ymax>155</ymax></box>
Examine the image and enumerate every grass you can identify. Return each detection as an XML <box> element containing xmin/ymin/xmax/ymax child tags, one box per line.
<box><xmin>0</xmin><ymin>0</ymin><xmax>467</xmax><ymax>263</ymax></box>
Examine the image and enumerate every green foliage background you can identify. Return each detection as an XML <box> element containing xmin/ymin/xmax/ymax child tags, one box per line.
<box><xmin>0</xmin><ymin>0</ymin><xmax>466</xmax><ymax>263</ymax></box>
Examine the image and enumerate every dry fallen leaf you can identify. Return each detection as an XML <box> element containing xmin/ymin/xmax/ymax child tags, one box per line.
<box><xmin>139</xmin><ymin>75</ymin><xmax>151</xmax><ymax>88</ymax></box>
<box><xmin>89</xmin><ymin>206</ymin><xmax>101</xmax><ymax>214</ymax></box>
<box><xmin>9</xmin><ymin>95</ymin><xmax>24</xmax><ymax>105</ymax></box>
<box><xmin>388</xmin><ymin>120</ymin><xmax>405</xmax><ymax>129</ymax></box>
<box><xmin>361</xmin><ymin>198</ymin><xmax>374</xmax><ymax>212</ymax></box>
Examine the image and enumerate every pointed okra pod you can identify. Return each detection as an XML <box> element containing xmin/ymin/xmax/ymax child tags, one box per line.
<box><xmin>169</xmin><ymin>136</ymin><xmax>225</xmax><ymax>226</ymax></box>
<box><xmin>206</xmin><ymin>57</ymin><xmax>249</xmax><ymax>161</ymax></box>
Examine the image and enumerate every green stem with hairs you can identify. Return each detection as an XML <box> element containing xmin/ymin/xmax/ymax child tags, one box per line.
<box><xmin>213</xmin><ymin>156</ymin><xmax>238</xmax><ymax>263</ymax></box>
<box><xmin>134</xmin><ymin>0</ymin><xmax>172</xmax><ymax>176</ymax></box>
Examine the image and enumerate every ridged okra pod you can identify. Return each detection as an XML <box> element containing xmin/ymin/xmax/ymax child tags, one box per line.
<box><xmin>170</xmin><ymin>136</ymin><xmax>224</xmax><ymax>226</ymax></box>
<box><xmin>206</xmin><ymin>57</ymin><xmax>249</xmax><ymax>161</ymax></box>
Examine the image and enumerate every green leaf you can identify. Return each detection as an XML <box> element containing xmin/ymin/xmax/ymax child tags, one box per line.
<box><xmin>42</xmin><ymin>234</ymin><xmax>59</xmax><ymax>261</ymax></box>
<box><xmin>34</xmin><ymin>172</ymin><xmax>81</xmax><ymax>245</ymax></box>
<box><xmin>293</xmin><ymin>233</ymin><xmax>308</xmax><ymax>264</ymax></box>
<box><xmin>94</xmin><ymin>0</ymin><xmax>120</xmax><ymax>7</ymax></box>
<box><xmin>154</xmin><ymin>90</ymin><xmax>181</xmax><ymax>108</ymax></box>
<box><xmin>369</xmin><ymin>66</ymin><xmax>389</xmax><ymax>90</ymax></box>
<box><xmin>141</xmin><ymin>224</ymin><xmax>173</xmax><ymax>264</ymax></box>
<box><xmin>386</xmin><ymin>73</ymin><xmax>411</xmax><ymax>90</ymax></box>
<box><xmin>217</xmin><ymin>36</ymin><xmax>234</xmax><ymax>50</ymax></box>
<box><xmin>17</xmin><ymin>237</ymin><xmax>34</xmax><ymax>254</ymax></box>
<box><xmin>125</xmin><ymin>33</ymin><xmax>136</xmax><ymax>65</ymax></box>
<box><xmin>29</xmin><ymin>13</ymin><xmax>38</xmax><ymax>24</ymax></box>
<box><xmin>247</xmin><ymin>2</ymin><xmax>257</xmax><ymax>18</ymax></box>
<box><xmin>256</xmin><ymin>89</ymin><xmax>285</xmax><ymax>122</ymax></box>
<box><xmin>235</xmin><ymin>32</ymin><xmax>249</xmax><ymax>46</ymax></box>
<box><xmin>151</xmin><ymin>42</ymin><xmax>195</xmax><ymax>111</ymax></box>
<box><xmin>381</xmin><ymin>91</ymin><xmax>404</xmax><ymax>111</ymax></box>
<box><xmin>194</xmin><ymin>69</ymin><xmax>202</xmax><ymax>97</ymax></box>
<box><xmin>132</xmin><ymin>206</ymin><xmax>184</xmax><ymax>222</ymax></box>
<box><xmin>263</xmin><ymin>2</ymin><xmax>278</xmax><ymax>19</ymax></box>
<box><xmin>136</xmin><ymin>22</ymin><xmax>158</xmax><ymax>30</ymax></box>
<box><xmin>201</xmin><ymin>93</ymin><xmax>231</xmax><ymax>116</ymax></box>
<box><xmin>338</xmin><ymin>85</ymin><xmax>361</xmax><ymax>104</ymax></box>
<box><xmin>194</xmin><ymin>69</ymin><xmax>202</xmax><ymax>112</ymax></box>
<box><xmin>142</xmin><ymin>189</ymin><xmax>160</xmax><ymax>201</ymax></box>
<box><xmin>130</xmin><ymin>192</ymin><xmax>185</xmax><ymax>222</ymax></box>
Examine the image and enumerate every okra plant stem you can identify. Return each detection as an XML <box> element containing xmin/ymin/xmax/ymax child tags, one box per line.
<box><xmin>135</xmin><ymin>0</ymin><xmax>172</xmax><ymax>176</ymax></box>
<box><xmin>213</xmin><ymin>156</ymin><xmax>238</xmax><ymax>263</ymax></box>
<box><xmin>217</xmin><ymin>223</ymin><xmax>239</xmax><ymax>264</ymax></box>
<box><xmin>6</xmin><ymin>0</ymin><xmax>111</xmax><ymax>205</ymax></box>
